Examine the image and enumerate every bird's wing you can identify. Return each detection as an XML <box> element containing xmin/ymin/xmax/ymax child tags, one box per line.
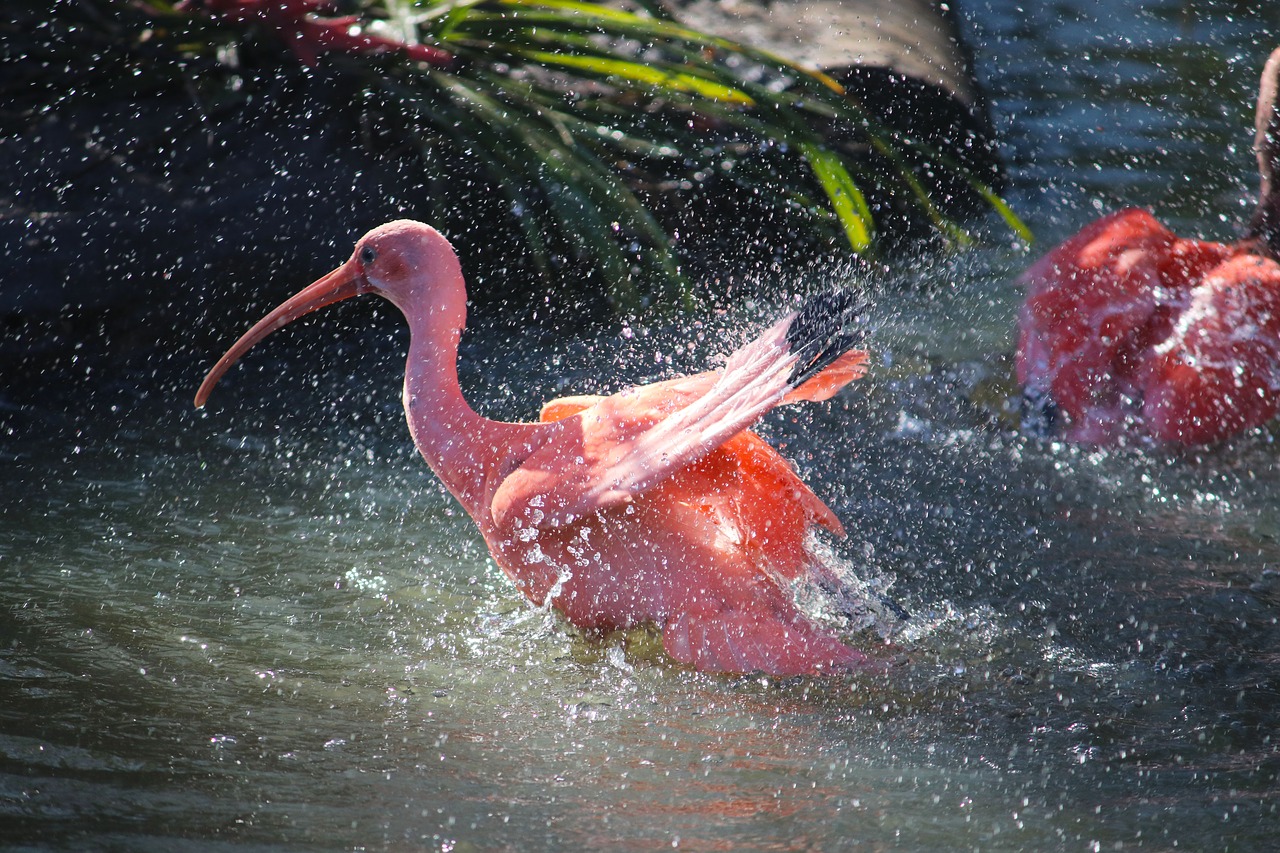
<box><xmin>490</xmin><ymin>293</ymin><xmax>867</xmax><ymax>532</ymax></box>
<box><xmin>536</xmin><ymin>346</ymin><xmax>865</xmax><ymax>423</ymax></box>
<box><xmin>783</xmin><ymin>348</ymin><xmax>869</xmax><ymax>402</ymax></box>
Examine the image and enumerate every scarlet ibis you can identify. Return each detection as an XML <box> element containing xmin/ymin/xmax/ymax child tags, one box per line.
<box><xmin>1017</xmin><ymin>47</ymin><xmax>1280</xmax><ymax>445</ymax></box>
<box><xmin>196</xmin><ymin>220</ymin><xmax>884</xmax><ymax>675</ymax></box>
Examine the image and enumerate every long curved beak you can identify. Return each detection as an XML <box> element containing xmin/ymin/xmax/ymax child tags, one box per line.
<box><xmin>195</xmin><ymin>258</ymin><xmax>366</xmax><ymax>408</ymax></box>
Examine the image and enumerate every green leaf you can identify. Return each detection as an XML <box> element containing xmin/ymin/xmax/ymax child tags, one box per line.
<box><xmin>968</xmin><ymin>180</ymin><xmax>1035</xmax><ymax>245</ymax></box>
<box><xmin>800</xmin><ymin>142</ymin><xmax>873</xmax><ymax>251</ymax></box>
<box><xmin>518</xmin><ymin>50</ymin><xmax>754</xmax><ymax>104</ymax></box>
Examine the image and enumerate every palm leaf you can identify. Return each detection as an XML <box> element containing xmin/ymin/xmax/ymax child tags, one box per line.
<box><xmin>800</xmin><ymin>143</ymin><xmax>873</xmax><ymax>252</ymax></box>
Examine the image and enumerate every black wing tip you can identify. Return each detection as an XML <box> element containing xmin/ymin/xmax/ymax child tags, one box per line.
<box><xmin>785</xmin><ymin>289</ymin><xmax>869</xmax><ymax>386</ymax></box>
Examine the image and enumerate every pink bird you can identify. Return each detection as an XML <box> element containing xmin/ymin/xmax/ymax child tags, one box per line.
<box><xmin>195</xmin><ymin>220</ymin><xmax>883</xmax><ymax>675</ymax></box>
<box><xmin>1017</xmin><ymin>47</ymin><xmax>1280</xmax><ymax>445</ymax></box>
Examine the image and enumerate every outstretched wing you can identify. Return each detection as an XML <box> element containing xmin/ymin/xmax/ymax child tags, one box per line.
<box><xmin>537</xmin><ymin>387</ymin><xmax>849</xmax><ymax>539</ymax></box>
<box><xmin>537</xmin><ymin>344</ymin><xmax>867</xmax><ymax>425</ymax></box>
<box><xmin>490</xmin><ymin>292</ymin><xmax>867</xmax><ymax>531</ymax></box>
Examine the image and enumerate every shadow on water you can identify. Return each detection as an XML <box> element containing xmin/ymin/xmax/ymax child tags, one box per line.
<box><xmin>4</xmin><ymin>0</ymin><xmax>1280</xmax><ymax>850</ymax></box>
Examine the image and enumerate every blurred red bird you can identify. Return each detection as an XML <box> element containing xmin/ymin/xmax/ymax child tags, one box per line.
<box><xmin>196</xmin><ymin>220</ymin><xmax>882</xmax><ymax>675</ymax></box>
<box><xmin>1017</xmin><ymin>47</ymin><xmax>1280</xmax><ymax>445</ymax></box>
<box><xmin>181</xmin><ymin>0</ymin><xmax>453</xmax><ymax>68</ymax></box>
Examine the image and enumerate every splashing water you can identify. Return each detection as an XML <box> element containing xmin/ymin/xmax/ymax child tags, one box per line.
<box><xmin>4</xmin><ymin>2</ymin><xmax>1280</xmax><ymax>850</ymax></box>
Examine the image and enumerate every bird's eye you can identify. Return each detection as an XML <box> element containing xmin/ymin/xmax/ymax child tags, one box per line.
<box><xmin>359</xmin><ymin>246</ymin><xmax>377</xmax><ymax>265</ymax></box>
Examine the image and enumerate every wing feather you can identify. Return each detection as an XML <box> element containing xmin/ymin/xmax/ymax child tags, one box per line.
<box><xmin>491</xmin><ymin>293</ymin><xmax>867</xmax><ymax>532</ymax></box>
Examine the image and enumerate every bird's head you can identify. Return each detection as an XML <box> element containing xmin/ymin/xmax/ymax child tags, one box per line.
<box><xmin>194</xmin><ymin>219</ymin><xmax>466</xmax><ymax>407</ymax></box>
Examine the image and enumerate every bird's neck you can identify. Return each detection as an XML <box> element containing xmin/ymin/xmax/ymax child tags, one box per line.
<box><xmin>1250</xmin><ymin>48</ymin><xmax>1280</xmax><ymax>257</ymax></box>
<box><xmin>400</xmin><ymin>314</ymin><xmax>527</xmax><ymax>523</ymax></box>
<box><xmin>1252</xmin><ymin>194</ymin><xmax>1280</xmax><ymax>259</ymax></box>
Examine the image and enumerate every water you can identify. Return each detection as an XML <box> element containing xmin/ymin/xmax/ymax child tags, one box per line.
<box><xmin>5</xmin><ymin>1</ymin><xmax>1280</xmax><ymax>849</ymax></box>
